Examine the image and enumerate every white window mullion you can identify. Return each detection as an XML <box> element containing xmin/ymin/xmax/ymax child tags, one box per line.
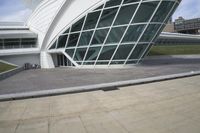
<box><xmin>123</xmin><ymin>0</ymin><xmax>163</xmax><ymax>65</ymax></box>
<box><xmin>80</xmin><ymin>3</ymin><xmax>106</xmax><ymax>66</ymax></box>
<box><xmin>94</xmin><ymin>0</ymin><xmax>125</xmax><ymax>67</ymax></box>
<box><xmin>136</xmin><ymin>0</ymin><xmax>177</xmax><ymax>64</ymax></box>
<box><xmin>108</xmin><ymin>0</ymin><xmax>143</xmax><ymax>66</ymax></box>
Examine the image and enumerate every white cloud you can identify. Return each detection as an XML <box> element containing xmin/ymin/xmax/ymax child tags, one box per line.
<box><xmin>173</xmin><ymin>0</ymin><xmax>200</xmax><ymax>20</ymax></box>
<box><xmin>0</xmin><ymin>8</ymin><xmax>32</xmax><ymax>22</ymax></box>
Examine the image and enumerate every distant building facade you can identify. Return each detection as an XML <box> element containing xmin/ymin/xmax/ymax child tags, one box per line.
<box><xmin>174</xmin><ymin>17</ymin><xmax>200</xmax><ymax>34</ymax></box>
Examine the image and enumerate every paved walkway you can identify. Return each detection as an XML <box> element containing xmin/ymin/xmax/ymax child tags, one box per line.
<box><xmin>0</xmin><ymin>75</ymin><xmax>200</xmax><ymax>133</ymax></box>
<box><xmin>0</xmin><ymin>55</ymin><xmax>200</xmax><ymax>95</ymax></box>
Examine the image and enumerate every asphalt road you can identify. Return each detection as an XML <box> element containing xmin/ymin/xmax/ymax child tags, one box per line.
<box><xmin>0</xmin><ymin>55</ymin><xmax>200</xmax><ymax>95</ymax></box>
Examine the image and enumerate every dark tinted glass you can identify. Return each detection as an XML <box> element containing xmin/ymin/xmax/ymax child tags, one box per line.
<box><xmin>67</xmin><ymin>33</ymin><xmax>80</xmax><ymax>47</ymax></box>
<box><xmin>85</xmin><ymin>47</ymin><xmax>101</xmax><ymax>60</ymax></box>
<box><xmin>114</xmin><ymin>4</ymin><xmax>137</xmax><ymax>25</ymax></box>
<box><xmin>106</xmin><ymin>26</ymin><xmax>126</xmax><ymax>44</ymax></box>
<box><xmin>133</xmin><ymin>2</ymin><xmax>158</xmax><ymax>23</ymax></box>
<box><xmin>74</xmin><ymin>48</ymin><xmax>87</xmax><ymax>61</ymax></box>
<box><xmin>98</xmin><ymin>7</ymin><xmax>118</xmax><ymax>28</ymax></box>
<box><xmin>98</xmin><ymin>45</ymin><xmax>116</xmax><ymax>60</ymax></box>
<box><xmin>71</xmin><ymin>17</ymin><xmax>85</xmax><ymax>32</ymax></box>
<box><xmin>122</xmin><ymin>24</ymin><xmax>145</xmax><ymax>43</ymax></box>
<box><xmin>78</xmin><ymin>31</ymin><xmax>94</xmax><ymax>46</ymax></box>
<box><xmin>105</xmin><ymin>0</ymin><xmax>122</xmax><ymax>8</ymax></box>
<box><xmin>91</xmin><ymin>28</ymin><xmax>109</xmax><ymax>45</ymax></box>
<box><xmin>84</xmin><ymin>11</ymin><xmax>101</xmax><ymax>30</ymax></box>
<box><xmin>57</xmin><ymin>35</ymin><xmax>68</xmax><ymax>48</ymax></box>
<box><xmin>128</xmin><ymin>43</ymin><xmax>148</xmax><ymax>59</ymax></box>
<box><xmin>65</xmin><ymin>49</ymin><xmax>75</xmax><ymax>57</ymax></box>
<box><xmin>152</xmin><ymin>1</ymin><xmax>175</xmax><ymax>22</ymax></box>
<box><xmin>113</xmin><ymin>44</ymin><xmax>134</xmax><ymax>59</ymax></box>
<box><xmin>123</xmin><ymin>0</ymin><xmax>140</xmax><ymax>4</ymax></box>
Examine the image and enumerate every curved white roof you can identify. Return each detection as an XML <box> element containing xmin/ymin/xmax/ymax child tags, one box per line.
<box><xmin>27</xmin><ymin>0</ymin><xmax>105</xmax><ymax>49</ymax></box>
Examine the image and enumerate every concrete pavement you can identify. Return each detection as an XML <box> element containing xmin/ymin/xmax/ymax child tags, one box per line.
<box><xmin>0</xmin><ymin>75</ymin><xmax>200</xmax><ymax>133</ymax></box>
<box><xmin>0</xmin><ymin>55</ymin><xmax>200</xmax><ymax>96</ymax></box>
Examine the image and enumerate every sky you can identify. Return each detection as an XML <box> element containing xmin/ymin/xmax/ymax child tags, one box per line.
<box><xmin>0</xmin><ymin>0</ymin><xmax>199</xmax><ymax>22</ymax></box>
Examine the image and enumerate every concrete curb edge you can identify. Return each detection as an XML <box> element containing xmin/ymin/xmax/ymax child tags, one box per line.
<box><xmin>0</xmin><ymin>70</ymin><xmax>200</xmax><ymax>101</ymax></box>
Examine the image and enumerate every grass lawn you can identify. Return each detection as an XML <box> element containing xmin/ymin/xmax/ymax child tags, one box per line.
<box><xmin>149</xmin><ymin>45</ymin><xmax>200</xmax><ymax>56</ymax></box>
<box><xmin>0</xmin><ymin>62</ymin><xmax>16</xmax><ymax>73</ymax></box>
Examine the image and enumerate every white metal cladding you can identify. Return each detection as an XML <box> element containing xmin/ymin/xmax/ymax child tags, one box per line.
<box><xmin>27</xmin><ymin>0</ymin><xmax>65</xmax><ymax>48</ymax></box>
<box><xmin>47</xmin><ymin>0</ymin><xmax>181</xmax><ymax>68</ymax></box>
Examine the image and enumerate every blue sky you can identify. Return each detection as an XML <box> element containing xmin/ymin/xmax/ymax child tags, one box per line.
<box><xmin>0</xmin><ymin>0</ymin><xmax>199</xmax><ymax>22</ymax></box>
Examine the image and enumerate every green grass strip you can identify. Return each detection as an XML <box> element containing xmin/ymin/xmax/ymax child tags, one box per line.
<box><xmin>149</xmin><ymin>45</ymin><xmax>200</xmax><ymax>56</ymax></box>
<box><xmin>0</xmin><ymin>62</ymin><xmax>16</xmax><ymax>73</ymax></box>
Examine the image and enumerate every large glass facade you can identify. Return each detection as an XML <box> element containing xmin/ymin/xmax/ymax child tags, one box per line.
<box><xmin>49</xmin><ymin>0</ymin><xmax>180</xmax><ymax>67</ymax></box>
<box><xmin>0</xmin><ymin>38</ymin><xmax>37</xmax><ymax>49</ymax></box>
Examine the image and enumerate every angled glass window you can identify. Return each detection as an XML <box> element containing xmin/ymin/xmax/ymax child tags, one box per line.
<box><xmin>140</xmin><ymin>24</ymin><xmax>161</xmax><ymax>42</ymax></box>
<box><xmin>98</xmin><ymin>45</ymin><xmax>116</xmax><ymax>60</ymax></box>
<box><xmin>114</xmin><ymin>4</ymin><xmax>137</xmax><ymax>25</ymax></box>
<box><xmin>91</xmin><ymin>28</ymin><xmax>109</xmax><ymax>45</ymax></box>
<box><xmin>94</xmin><ymin>5</ymin><xmax>103</xmax><ymax>11</ymax></box>
<box><xmin>113</xmin><ymin>44</ymin><xmax>134</xmax><ymax>60</ymax></box>
<box><xmin>152</xmin><ymin>1</ymin><xmax>175</xmax><ymax>22</ymax></box>
<box><xmin>97</xmin><ymin>7</ymin><xmax>118</xmax><ymax>28</ymax></box>
<box><xmin>128</xmin><ymin>43</ymin><xmax>148</xmax><ymax>60</ymax></box>
<box><xmin>123</xmin><ymin>0</ymin><xmax>140</xmax><ymax>4</ymax></box>
<box><xmin>78</xmin><ymin>31</ymin><xmax>94</xmax><ymax>46</ymax></box>
<box><xmin>105</xmin><ymin>0</ymin><xmax>122</xmax><ymax>8</ymax></box>
<box><xmin>132</xmin><ymin>2</ymin><xmax>158</xmax><ymax>23</ymax></box>
<box><xmin>71</xmin><ymin>17</ymin><xmax>85</xmax><ymax>32</ymax></box>
<box><xmin>63</xmin><ymin>28</ymin><xmax>70</xmax><ymax>34</ymax></box>
<box><xmin>85</xmin><ymin>47</ymin><xmax>101</xmax><ymax>61</ymax></box>
<box><xmin>57</xmin><ymin>35</ymin><xmax>68</xmax><ymax>48</ymax></box>
<box><xmin>67</xmin><ymin>33</ymin><xmax>80</xmax><ymax>47</ymax></box>
<box><xmin>0</xmin><ymin>39</ymin><xmax>3</xmax><ymax>49</ymax></box>
<box><xmin>122</xmin><ymin>24</ymin><xmax>145</xmax><ymax>43</ymax></box>
<box><xmin>83</xmin><ymin>11</ymin><xmax>101</xmax><ymax>30</ymax></box>
<box><xmin>65</xmin><ymin>49</ymin><xmax>75</xmax><ymax>58</ymax></box>
<box><xmin>106</xmin><ymin>26</ymin><xmax>126</xmax><ymax>44</ymax></box>
<box><xmin>74</xmin><ymin>48</ymin><xmax>87</xmax><ymax>61</ymax></box>
<box><xmin>49</xmin><ymin>41</ymin><xmax>57</xmax><ymax>49</ymax></box>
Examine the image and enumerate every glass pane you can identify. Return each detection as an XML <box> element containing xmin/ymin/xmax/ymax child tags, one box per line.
<box><xmin>84</xmin><ymin>11</ymin><xmax>101</xmax><ymax>30</ymax></box>
<box><xmin>64</xmin><ymin>28</ymin><xmax>70</xmax><ymax>34</ymax></box>
<box><xmin>50</xmin><ymin>41</ymin><xmax>57</xmax><ymax>49</ymax></box>
<box><xmin>122</xmin><ymin>24</ymin><xmax>145</xmax><ymax>43</ymax></box>
<box><xmin>4</xmin><ymin>39</ymin><xmax>20</xmax><ymax>49</ymax></box>
<box><xmin>85</xmin><ymin>47</ymin><xmax>101</xmax><ymax>61</ymax></box>
<box><xmin>67</xmin><ymin>33</ymin><xmax>80</xmax><ymax>47</ymax></box>
<box><xmin>152</xmin><ymin>1</ymin><xmax>175</xmax><ymax>22</ymax></box>
<box><xmin>91</xmin><ymin>28</ymin><xmax>109</xmax><ymax>45</ymax></box>
<box><xmin>98</xmin><ymin>45</ymin><xmax>116</xmax><ymax>60</ymax></box>
<box><xmin>113</xmin><ymin>44</ymin><xmax>134</xmax><ymax>60</ymax></box>
<box><xmin>114</xmin><ymin>4</ymin><xmax>137</xmax><ymax>25</ymax></box>
<box><xmin>78</xmin><ymin>31</ymin><xmax>94</xmax><ymax>46</ymax></box>
<box><xmin>98</xmin><ymin>7</ymin><xmax>118</xmax><ymax>28</ymax></box>
<box><xmin>128</xmin><ymin>43</ymin><xmax>148</xmax><ymax>60</ymax></box>
<box><xmin>106</xmin><ymin>26</ymin><xmax>126</xmax><ymax>44</ymax></box>
<box><xmin>65</xmin><ymin>49</ymin><xmax>74</xmax><ymax>57</ymax></box>
<box><xmin>123</xmin><ymin>0</ymin><xmax>140</xmax><ymax>4</ymax></box>
<box><xmin>140</xmin><ymin>24</ymin><xmax>161</xmax><ymax>42</ymax></box>
<box><xmin>132</xmin><ymin>2</ymin><xmax>158</xmax><ymax>23</ymax></box>
<box><xmin>71</xmin><ymin>17</ymin><xmax>85</xmax><ymax>32</ymax></box>
<box><xmin>0</xmin><ymin>39</ymin><xmax>3</xmax><ymax>49</ymax></box>
<box><xmin>94</xmin><ymin>5</ymin><xmax>103</xmax><ymax>10</ymax></box>
<box><xmin>74</xmin><ymin>48</ymin><xmax>87</xmax><ymax>61</ymax></box>
<box><xmin>57</xmin><ymin>35</ymin><xmax>68</xmax><ymax>48</ymax></box>
<box><xmin>105</xmin><ymin>0</ymin><xmax>122</xmax><ymax>8</ymax></box>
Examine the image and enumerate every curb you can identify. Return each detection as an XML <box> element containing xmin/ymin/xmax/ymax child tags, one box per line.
<box><xmin>0</xmin><ymin>70</ymin><xmax>200</xmax><ymax>101</ymax></box>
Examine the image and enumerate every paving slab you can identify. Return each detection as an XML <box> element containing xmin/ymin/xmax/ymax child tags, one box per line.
<box><xmin>0</xmin><ymin>76</ymin><xmax>200</xmax><ymax>133</ymax></box>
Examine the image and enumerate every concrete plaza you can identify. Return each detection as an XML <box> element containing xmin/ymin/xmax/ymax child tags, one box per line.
<box><xmin>0</xmin><ymin>75</ymin><xmax>200</xmax><ymax>133</ymax></box>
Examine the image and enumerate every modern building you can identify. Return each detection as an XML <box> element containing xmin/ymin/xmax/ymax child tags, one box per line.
<box><xmin>0</xmin><ymin>0</ymin><xmax>182</xmax><ymax>68</ymax></box>
<box><xmin>175</xmin><ymin>17</ymin><xmax>200</xmax><ymax>34</ymax></box>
